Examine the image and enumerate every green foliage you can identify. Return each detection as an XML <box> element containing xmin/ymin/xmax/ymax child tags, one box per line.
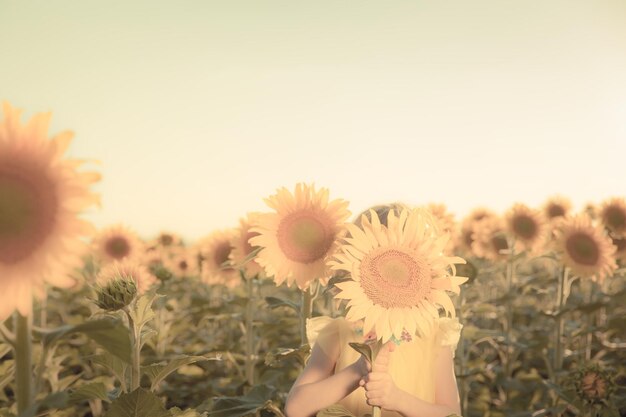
<box><xmin>103</xmin><ymin>388</ymin><xmax>169</xmax><ymax>417</ymax></box>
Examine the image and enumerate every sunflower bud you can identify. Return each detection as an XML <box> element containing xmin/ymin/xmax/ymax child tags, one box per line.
<box><xmin>572</xmin><ymin>363</ymin><xmax>615</xmax><ymax>404</ymax></box>
<box><xmin>95</xmin><ymin>278</ymin><xmax>137</xmax><ymax>311</ymax></box>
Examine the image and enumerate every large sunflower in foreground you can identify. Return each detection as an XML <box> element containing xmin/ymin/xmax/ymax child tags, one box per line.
<box><xmin>93</xmin><ymin>225</ymin><xmax>144</xmax><ymax>264</ymax></box>
<box><xmin>229</xmin><ymin>213</ymin><xmax>263</xmax><ymax>279</ymax></box>
<box><xmin>198</xmin><ymin>229</ymin><xmax>240</xmax><ymax>288</ymax></box>
<box><xmin>505</xmin><ymin>203</ymin><xmax>548</xmax><ymax>254</ymax></box>
<box><xmin>330</xmin><ymin>208</ymin><xmax>467</xmax><ymax>343</ymax></box>
<box><xmin>0</xmin><ymin>103</ymin><xmax>100</xmax><ymax>320</ymax></box>
<box><xmin>250</xmin><ymin>183</ymin><xmax>350</xmax><ymax>290</ymax></box>
<box><xmin>599</xmin><ymin>197</ymin><xmax>626</xmax><ymax>238</ymax></box>
<box><xmin>556</xmin><ymin>215</ymin><xmax>617</xmax><ymax>282</ymax></box>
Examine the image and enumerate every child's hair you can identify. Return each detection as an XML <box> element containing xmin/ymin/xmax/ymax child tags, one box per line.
<box><xmin>352</xmin><ymin>202</ymin><xmax>409</xmax><ymax>229</ymax></box>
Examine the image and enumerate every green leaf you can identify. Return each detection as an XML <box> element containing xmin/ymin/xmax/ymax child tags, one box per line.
<box><xmin>208</xmin><ymin>385</ymin><xmax>276</xmax><ymax>417</ymax></box>
<box><xmin>169</xmin><ymin>408</ymin><xmax>209</xmax><ymax>417</ymax></box>
<box><xmin>129</xmin><ymin>291</ymin><xmax>161</xmax><ymax>330</ymax></box>
<box><xmin>142</xmin><ymin>355</ymin><xmax>218</xmax><ymax>391</ymax></box>
<box><xmin>264</xmin><ymin>345</ymin><xmax>311</xmax><ymax>368</ymax></box>
<box><xmin>69</xmin><ymin>382</ymin><xmax>111</xmax><ymax>404</ymax></box>
<box><xmin>82</xmin><ymin>318</ymin><xmax>132</xmax><ymax>363</ymax></box>
<box><xmin>103</xmin><ymin>388</ymin><xmax>169</xmax><ymax>417</ymax></box>
<box><xmin>348</xmin><ymin>342</ymin><xmax>381</xmax><ymax>364</ymax></box>
<box><xmin>264</xmin><ymin>296</ymin><xmax>299</xmax><ymax>312</ymax></box>
<box><xmin>316</xmin><ymin>404</ymin><xmax>357</xmax><ymax>417</ymax></box>
<box><xmin>17</xmin><ymin>392</ymin><xmax>69</xmax><ymax>417</ymax></box>
<box><xmin>90</xmin><ymin>353</ymin><xmax>129</xmax><ymax>388</ymax></box>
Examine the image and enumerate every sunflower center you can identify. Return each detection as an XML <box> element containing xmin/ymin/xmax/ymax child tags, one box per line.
<box><xmin>359</xmin><ymin>247</ymin><xmax>431</xmax><ymax>308</ymax></box>
<box><xmin>179</xmin><ymin>260</ymin><xmax>188</xmax><ymax>270</ymax></box>
<box><xmin>547</xmin><ymin>204</ymin><xmax>565</xmax><ymax>218</ymax></box>
<box><xmin>462</xmin><ymin>229</ymin><xmax>474</xmax><ymax>248</ymax></box>
<box><xmin>566</xmin><ymin>233</ymin><xmax>599</xmax><ymax>266</ymax></box>
<box><xmin>214</xmin><ymin>242</ymin><xmax>232</xmax><ymax>267</ymax></box>
<box><xmin>105</xmin><ymin>237</ymin><xmax>131</xmax><ymax>260</ymax></box>
<box><xmin>0</xmin><ymin>166</ymin><xmax>57</xmax><ymax>263</ymax></box>
<box><xmin>491</xmin><ymin>234</ymin><xmax>509</xmax><ymax>253</ymax></box>
<box><xmin>604</xmin><ymin>207</ymin><xmax>626</xmax><ymax>231</ymax></box>
<box><xmin>277</xmin><ymin>211</ymin><xmax>333</xmax><ymax>263</ymax></box>
<box><xmin>245</xmin><ymin>230</ymin><xmax>260</xmax><ymax>255</ymax></box>
<box><xmin>160</xmin><ymin>234</ymin><xmax>174</xmax><ymax>246</ymax></box>
<box><xmin>512</xmin><ymin>215</ymin><xmax>537</xmax><ymax>240</ymax></box>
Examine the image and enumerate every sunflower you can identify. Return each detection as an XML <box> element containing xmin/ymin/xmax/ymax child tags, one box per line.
<box><xmin>164</xmin><ymin>247</ymin><xmax>199</xmax><ymax>278</ymax></box>
<box><xmin>611</xmin><ymin>236</ymin><xmax>626</xmax><ymax>262</ymax></box>
<box><xmin>543</xmin><ymin>195</ymin><xmax>572</xmax><ymax>221</ymax></box>
<box><xmin>330</xmin><ymin>208</ymin><xmax>467</xmax><ymax>343</ymax></box>
<box><xmin>229</xmin><ymin>213</ymin><xmax>263</xmax><ymax>279</ymax></box>
<box><xmin>505</xmin><ymin>203</ymin><xmax>548</xmax><ymax>254</ymax></box>
<box><xmin>93</xmin><ymin>225</ymin><xmax>144</xmax><ymax>264</ymax></box>
<box><xmin>198</xmin><ymin>229</ymin><xmax>240</xmax><ymax>288</ymax></box>
<box><xmin>97</xmin><ymin>260</ymin><xmax>156</xmax><ymax>295</ymax></box>
<box><xmin>599</xmin><ymin>197</ymin><xmax>626</xmax><ymax>238</ymax></box>
<box><xmin>456</xmin><ymin>208</ymin><xmax>496</xmax><ymax>253</ymax></box>
<box><xmin>149</xmin><ymin>231</ymin><xmax>183</xmax><ymax>251</ymax></box>
<box><xmin>471</xmin><ymin>217</ymin><xmax>510</xmax><ymax>261</ymax></box>
<box><xmin>250</xmin><ymin>183</ymin><xmax>350</xmax><ymax>290</ymax></box>
<box><xmin>423</xmin><ymin>203</ymin><xmax>457</xmax><ymax>254</ymax></box>
<box><xmin>0</xmin><ymin>103</ymin><xmax>100</xmax><ymax>320</ymax></box>
<box><xmin>556</xmin><ymin>215</ymin><xmax>617</xmax><ymax>282</ymax></box>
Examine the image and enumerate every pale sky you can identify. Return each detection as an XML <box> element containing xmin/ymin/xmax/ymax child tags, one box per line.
<box><xmin>1</xmin><ymin>0</ymin><xmax>625</xmax><ymax>242</ymax></box>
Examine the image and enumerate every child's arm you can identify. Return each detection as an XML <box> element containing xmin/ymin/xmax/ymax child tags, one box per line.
<box><xmin>362</xmin><ymin>345</ymin><xmax>461</xmax><ymax>417</ymax></box>
<box><xmin>284</xmin><ymin>343</ymin><xmax>369</xmax><ymax>417</ymax></box>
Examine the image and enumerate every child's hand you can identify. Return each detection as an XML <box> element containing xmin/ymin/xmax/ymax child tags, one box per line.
<box><xmin>359</xmin><ymin>342</ymin><xmax>401</xmax><ymax>411</ymax></box>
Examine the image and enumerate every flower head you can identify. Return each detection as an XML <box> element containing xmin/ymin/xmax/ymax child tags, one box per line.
<box><xmin>229</xmin><ymin>213</ymin><xmax>264</xmax><ymax>279</ymax></box>
<box><xmin>505</xmin><ymin>203</ymin><xmax>548</xmax><ymax>254</ymax></box>
<box><xmin>250</xmin><ymin>183</ymin><xmax>350</xmax><ymax>290</ymax></box>
<box><xmin>471</xmin><ymin>217</ymin><xmax>510</xmax><ymax>261</ymax></box>
<box><xmin>555</xmin><ymin>215</ymin><xmax>617</xmax><ymax>282</ymax></box>
<box><xmin>571</xmin><ymin>363</ymin><xmax>615</xmax><ymax>405</ymax></box>
<box><xmin>97</xmin><ymin>260</ymin><xmax>156</xmax><ymax>295</ymax></box>
<box><xmin>330</xmin><ymin>208</ymin><xmax>467</xmax><ymax>343</ymax></box>
<box><xmin>198</xmin><ymin>229</ymin><xmax>240</xmax><ymax>288</ymax></box>
<box><xmin>599</xmin><ymin>197</ymin><xmax>626</xmax><ymax>238</ymax></box>
<box><xmin>93</xmin><ymin>225</ymin><xmax>144</xmax><ymax>264</ymax></box>
<box><xmin>0</xmin><ymin>103</ymin><xmax>100</xmax><ymax>320</ymax></box>
<box><xmin>543</xmin><ymin>195</ymin><xmax>572</xmax><ymax>221</ymax></box>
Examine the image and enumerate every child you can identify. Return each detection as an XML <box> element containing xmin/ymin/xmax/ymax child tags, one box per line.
<box><xmin>284</xmin><ymin>205</ymin><xmax>464</xmax><ymax>417</ymax></box>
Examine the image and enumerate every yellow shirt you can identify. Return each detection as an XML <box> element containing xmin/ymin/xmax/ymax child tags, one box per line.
<box><xmin>308</xmin><ymin>316</ymin><xmax>462</xmax><ymax>417</ymax></box>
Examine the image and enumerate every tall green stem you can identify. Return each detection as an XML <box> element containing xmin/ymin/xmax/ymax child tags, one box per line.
<box><xmin>245</xmin><ymin>276</ymin><xmax>256</xmax><ymax>386</ymax></box>
<box><xmin>300</xmin><ymin>287</ymin><xmax>313</xmax><ymax>346</ymax></box>
<box><xmin>15</xmin><ymin>312</ymin><xmax>34</xmax><ymax>414</ymax></box>
<box><xmin>458</xmin><ymin>286</ymin><xmax>467</xmax><ymax>417</ymax></box>
<box><xmin>503</xmin><ymin>249</ymin><xmax>515</xmax><ymax>404</ymax></box>
<box><xmin>554</xmin><ymin>267</ymin><xmax>568</xmax><ymax>378</ymax></box>
<box><xmin>125</xmin><ymin>310</ymin><xmax>141</xmax><ymax>391</ymax></box>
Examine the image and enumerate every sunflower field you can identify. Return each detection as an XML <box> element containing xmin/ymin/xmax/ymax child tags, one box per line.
<box><xmin>1</xmin><ymin>103</ymin><xmax>626</xmax><ymax>417</ymax></box>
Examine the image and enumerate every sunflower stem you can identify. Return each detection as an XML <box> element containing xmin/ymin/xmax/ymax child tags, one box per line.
<box><xmin>300</xmin><ymin>287</ymin><xmax>313</xmax><ymax>346</ymax></box>
<box><xmin>124</xmin><ymin>309</ymin><xmax>141</xmax><ymax>391</ymax></box>
<box><xmin>458</xmin><ymin>285</ymin><xmax>468</xmax><ymax>417</ymax></box>
<box><xmin>503</xmin><ymin>247</ymin><xmax>516</xmax><ymax>403</ymax></box>
<box><xmin>554</xmin><ymin>267</ymin><xmax>568</xmax><ymax>380</ymax></box>
<box><xmin>14</xmin><ymin>312</ymin><xmax>34</xmax><ymax>414</ymax></box>
<box><xmin>582</xmin><ymin>279</ymin><xmax>593</xmax><ymax>361</ymax></box>
<box><xmin>244</xmin><ymin>272</ymin><xmax>256</xmax><ymax>386</ymax></box>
